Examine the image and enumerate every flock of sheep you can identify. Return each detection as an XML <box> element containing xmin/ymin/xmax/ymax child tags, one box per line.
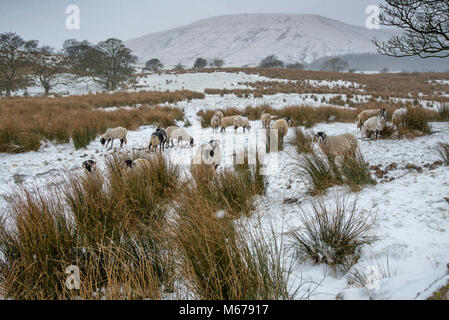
<box><xmin>82</xmin><ymin>106</ymin><xmax>409</xmax><ymax>173</ymax></box>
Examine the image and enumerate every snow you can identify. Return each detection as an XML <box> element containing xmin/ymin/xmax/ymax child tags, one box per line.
<box><xmin>1</xmin><ymin>71</ymin><xmax>449</xmax><ymax>300</ymax></box>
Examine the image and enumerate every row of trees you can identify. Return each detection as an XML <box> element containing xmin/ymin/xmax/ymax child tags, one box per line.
<box><xmin>0</xmin><ymin>33</ymin><xmax>137</xmax><ymax>96</ymax></box>
<box><xmin>144</xmin><ymin>57</ymin><xmax>225</xmax><ymax>72</ymax></box>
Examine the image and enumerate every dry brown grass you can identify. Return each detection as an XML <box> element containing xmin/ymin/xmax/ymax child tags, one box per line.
<box><xmin>193</xmin><ymin>67</ymin><xmax>449</xmax><ymax>102</ymax></box>
<box><xmin>0</xmin><ymin>105</ymin><xmax>185</xmax><ymax>152</ymax></box>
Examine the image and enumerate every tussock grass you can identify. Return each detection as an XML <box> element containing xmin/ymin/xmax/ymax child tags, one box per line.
<box><xmin>289</xmin><ymin>128</ymin><xmax>314</xmax><ymax>154</ymax></box>
<box><xmin>189</xmin><ymin>150</ymin><xmax>266</xmax><ymax>219</ymax></box>
<box><xmin>294</xmin><ymin>148</ymin><xmax>374</xmax><ymax>196</ymax></box>
<box><xmin>399</xmin><ymin>107</ymin><xmax>431</xmax><ymax>137</ymax></box>
<box><xmin>338</xmin><ymin>151</ymin><xmax>375</xmax><ymax>192</ymax></box>
<box><xmin>0</xmin><ymin>153</ymin><xmax>181</xmax><ymax>299</ymax></box>
<box><xmin>173</xmin><ymin>188</ymin><xmax>291</xmax><ymax>300</ymax></box>
<box><xmin>289</xmin><ymin>195</ymin><xmax>375</xmax><ymax>271</ymax></box>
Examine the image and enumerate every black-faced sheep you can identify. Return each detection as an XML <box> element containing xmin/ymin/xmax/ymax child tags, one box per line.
<box><xmin>315</xmin><ymin>132</ymin><xmax>359</xmax><ymax>157</ymax></box>
<box><xmin>362</xmin><ymin>109</ymin><xmax>387</xmax><ymax>140</ymax></box>
<box><xmin>100</xmin><ymin>127</ymin><xmax>128</xmax><ymax>148</ymax></box>
<box><xmin>192</xmin><ymin>140</ymin><xmax>222</xmax><ymax>169</ymax></box>
<box><xmin>233</xmin><ymin>116</ymin><xmax>251</xmax><ymax>133</ymax></box>
<box><xmin>170</xmin><ymin>128</ymin><xmax>194</xmax><ymax>147</ymax></box>
<box><xmin>261</xmin><ymin>113</ymin><xmax>271</xmax><ymax>129</ymax></box>
<box><xmin>165</xmin><ymin>126</ymin><xmax>180</xmax><ymax>147</ymax></box>
<box><xmin>272</xmin><ymin>118</ymin><xmax>291</xmax><ymax>139</ymax></box>
<box><xmin>220</xmin><ymin>115</ymin><xmax>238</xmax><ymax>133</ymax></box>
<box><xmin>214</xmin><ymin>111</ymin><xmax>224</xmax><ymax>120</ymax></box>
<box><xmin>211</xmin><ymin>115</ymin><xmax>220</xmax><ymax>133</ymax></box>
<box><xmin>82</xmin><ymin>160</ymin><xmax>97</xmax><ymax>172</ymax></box>
<box><xmin>125</xmin><ymin>158</ymin><xmax>149</xmax><ymax>169</ymax></box>
<box><xmin>356</xmin><ymin>109</ymin><xmax>382</xmax><ymax>130</ymax></box>
<box><xmin>149</xmin><ymin>127</ymin><xmax>168</xmax><ymax>152</ymax></box>
<box><xmin>392</xmin><ymin>108</ymin><xmax>408</xmax><ymax>129</ymax></box>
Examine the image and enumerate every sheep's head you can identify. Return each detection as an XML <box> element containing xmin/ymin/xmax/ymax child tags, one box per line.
<box><xmin>125</xmin><ymin>160</ymin><xmax>134</xmax><ymax>168</ymax></box>
<box><xmin>316</xmin><ymin>132</ymin><xmax>327</xmax><ymax>144</ymax></box>
<box><xmin>100</xmin><ymin>137</ymin><xmax>106</xmax><ymax>145</ymax></box>
<box><xmin>286</xmin><ymin>117</ymin><xmax>292</xmax><ymax>126</ymax></box>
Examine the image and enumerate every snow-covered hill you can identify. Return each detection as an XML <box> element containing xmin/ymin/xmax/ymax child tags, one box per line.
<box><xmin>125</xmin><ymin>14</ymin><xmax>398</xmax><ymax>67</ymax></box>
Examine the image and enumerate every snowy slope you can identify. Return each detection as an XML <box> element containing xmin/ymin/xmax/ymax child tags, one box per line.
<box><xmin>125</xmin><ymin>14</ymin><xmax>398</xmax><ymax>67</ymax></box>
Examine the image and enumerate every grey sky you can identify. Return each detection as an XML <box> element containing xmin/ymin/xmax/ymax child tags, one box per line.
<box><xmin>0</xmin><ymin>0</ymin><xmax>382</xmax><ymax>49</ymax></box>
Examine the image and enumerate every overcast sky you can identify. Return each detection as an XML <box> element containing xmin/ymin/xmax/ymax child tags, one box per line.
<box><xmin>0</xmin><ymin>0</ymin><xmax>382</xmax><ymax>49</ymax></box>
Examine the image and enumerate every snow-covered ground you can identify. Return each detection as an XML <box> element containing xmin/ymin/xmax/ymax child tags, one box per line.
<box><xmin>1</xmin><ymin>71</ymin><xmax>449</xmax><ymax>300</ymax></box>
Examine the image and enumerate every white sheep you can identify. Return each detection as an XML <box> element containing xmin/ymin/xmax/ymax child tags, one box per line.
<box><xmin>165</xmin><ymin>126</ymin><xmax>180</xmax><ymax>144</ymax></box>
<box><xmin>220</xmin><ymin>115</ymin><xmax>238</xmax><ymax>133</ymax></box>
<box><xmin>362</xmin><ymin>110</ymin><xmax>387</xmax><ymax>140</ymax></box>
<box><xmin>192</xmin><ymin>140</ymin><xmax>222</xmax><ymax>169</ymax></box>
<box><xmin>315</xmin><ymin>132</ymin><xmax>359</xmax><ymax>157</ymax></box>
<box><xmin>233</xmin><ymin>116</ymin><xmax>251</xmax><ymax>133</ymax></box>
<box><xmin>170</xmin><ymin>127</ymin><xmax>194</xmax><ymax>147</ymax></box>
<box><xmin>211</xmin><ymin>115</ymin><xmax>220</xmax><ymax>133</ymax></box>
<box><xmin>100</xmin><ymin>127</ymin><xmax>128</xmax><ymax>148</ymax></box>
<box><xmin>261</xmin><ymin>113</ymin><xmax>271</xmax><ymax>129</ymax></box>
<box><xmin>392</xmin><ymin>108</ymin><xmax>408</xmax><ymax>129</ymax></box>
<box><xmin>214</xmin><ymin>111</ymin><xmax>224</xmax><ymax>120</ymax></box>
<box><xmin>272</xmin><ymin>118</ymin><xmax>291</xmax><ymax>139</ymax></box>
<box><xmin>356</xmin><ymin>109</ymin><xmax>382</xmax><ymax>130</ymax></box>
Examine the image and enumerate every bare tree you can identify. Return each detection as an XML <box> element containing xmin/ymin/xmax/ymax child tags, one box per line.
<box><xmin>63</xmin><ymin>38</ymin><xmax>137</xmax><ymax>91</ymax></box>
<box><xmin>373</xmin><ymin>0</ymin><xmax>449</xmax><ymax>58</ymax></box>
<box><xmin>210</xmin><ymin>58</ymin><xmax>224</xmax><ymax>68</ymax></box>
<box><xmin>321</xmin><ymin>58</ymin><xmax>349</xmax><ymax>72</ymax></box>
<box><xmin>0</xmin><ymin>32</ymin><xmax>38</xmax><ymax>97</ymax></box>
<box><xmin>31</xmin><ymin>46</ymin><xmax>69</xmax><ymax>96</ymax></box>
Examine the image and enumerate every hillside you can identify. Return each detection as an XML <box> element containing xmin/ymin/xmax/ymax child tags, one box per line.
<box><xmin>125</xmin><ymin>13</ymin><xmax>398</xmax><ymax>68</ymax></box>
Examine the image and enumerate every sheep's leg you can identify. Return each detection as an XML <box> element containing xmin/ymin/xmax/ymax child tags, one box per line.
<box><xmin>120</xmin><ymin>139</ymin><xmax>124</xmax><ymax>148</ymax></box>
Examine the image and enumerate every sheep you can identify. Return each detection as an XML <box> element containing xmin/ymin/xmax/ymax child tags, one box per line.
<box><xmin>272</xmin><ymin>117</ymin><xmax>291</xmax><ymax>139</ymax></box>
<box><xmin>362</xmin><ymin>109</ymin><xmax>387</xmax><ymax>140</ymax></box>
<box><xmin>170</xmin><ymin>127</ymin><xmax>194</xmax><ymax>147</ymax></box>
<box><xmin>356</xmin><ymin>109</ymin><xmax>383</xmax><ymax>130</ymax></box>
<box><xmin>100</xmin><ymin>127</ymin><xmax>128</xmax><ymax>148</ymax></box>
<box><xmin>233</xmin><ymin>116</ymin><xmax>251</xmax><ymax>133</ymax></box>
<box><xmin>392</xmin><ymin>108</ymin><xmax>408</xmax><ymax>129</ymax></box>
<box><xmin>315</xmin><ymin>132</ymin><xmax>359</xmax><ymax>157</ymax></box>
<box><xmin>82</xmin><ymin>160</ymin><xmax>97</xmax><ymax>173</ymax></box>
<box><xmin>214</xmin><ymin>111</ymin><xmax>224</xmax><ymax>120</ymax></box>
<box><xmin>192</xmin><ymin>140</ymin><xmax>222</xmax><ymax>169</ymax></box>
<box><xmin>261</xmin><ymin>113</ymin><xmax>271</xmax><ymax>129</ymax></box>
<box><xmin>211</xmin><ymin>115</ymin><xmax>220</xmax><ymax>133</ymax></box>
<box><xmin>125</xmin><ymin>158</ymin><xmax>149</xmax><ymax>169</ymax></box>
<box><xmin>165</xmin><ymin>126</ymin><xmax>180</xmax><ymax>147</ymax></box>
<box><xmin>220</xmin><ymin>115</ymin><xmax>238</xmax><ymax>133</ymax></box>
<box><xmin>149</xmin><ymin>127</ymin><xmax>168</xmax><ymax>152</ymax></box>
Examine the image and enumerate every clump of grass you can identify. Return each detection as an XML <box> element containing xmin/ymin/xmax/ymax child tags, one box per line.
<box><xmin>173</xmin><ymin>192</ymin><xmax>292</xmax><ymax>300</ymax></box>
<box><xmin>436</xmin><ymin>143</ymin><xmax>449</xmax><ymax>166</ymax></box>
<box><xmin>0</xmin><ymin>153</ymin><xmax>180</xmax><ymax>299</ymax></box>
<box><xmin>289</xmin><ymin>195</ymin><xmax>375</xmax><ymax>271</ymax></box>
<box><xmin>289</xmin><ymin>128</ymin><xmax>314</xmax><ymax>154</ymax></box>
<box><xmin>400</xmin><ymin>107</ymin><xmax>431</xmax><ymax>136</ymax></box>
<box><xmin>338</xmin><ymin>151</ymin><xmax>376</xmax><ymax>192</ymax></box>
<box><xmin>294</xmin><ymin>150</ymin><xmax>342</xmax><ymax>196</ymax></box>
<box><xmin>189</xmin><ymin>150</ymin><xmax>266</xmax><ymax>219</ymax></box>
<box><xmin>294</xmin><ymin>146</ymin><xmax>375</xmax><ymax>195</ymax></box>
